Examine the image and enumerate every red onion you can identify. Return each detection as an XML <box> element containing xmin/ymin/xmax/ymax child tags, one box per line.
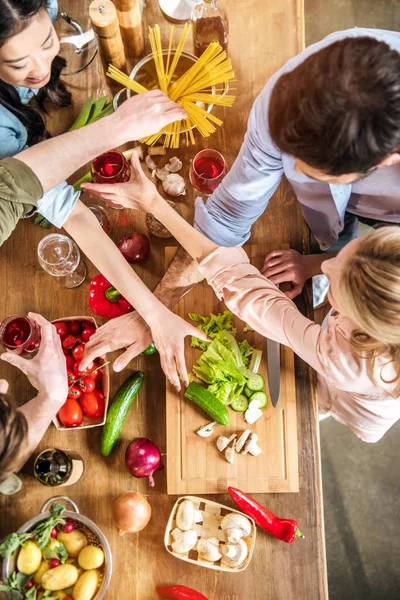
<box><xmin>125</xmin><ymin>438</ymin><xmax>161</xmax><ymax>487</ymax></box>
<box><xmin>118</xmin><ymin>232</ymin><xmax>150</xmax><ymax>263</ymax></box>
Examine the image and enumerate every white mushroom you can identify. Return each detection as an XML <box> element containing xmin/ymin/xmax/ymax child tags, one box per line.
<box><xmin>242</xmin><ymin>433</ymin><xmax>262</xmax><ymax>456</ymax></box>
<box><xmin>176</xmin><ymin>500</ymin><xmax>202</xmax><ymax>531</ymax></box>
<box><xmin>225</xmin><ymin>446</ymin><xmax>235</xmax><ymax>464</ymax></box>
<box><xmin>220</xmin><ymin>513</ymin><xmax>252</xmax><ymax>543</ymax></box>
<box><xmin>196</xmin><ymin>537</ymin><xmax>222</xmax><ymax>562</ymax></box>
<box><xmin>216</xmin><ymin>433</ymin><xmax>236</xmax><ymax>452</ymax></box>
<box><xmin>165</xmin><ymin>157</ymin><xmax>183</xmax><ymax>173</ymax></box>
<box><xmin>145</xmin><ymin>154</ymin><xmax>157</xmax><ymax>170</ymax></box>
<box><xmin>244</xmin><ymin>401</ymin><xmax>263</xmax><ymax>425</ymax></box>
<box><xmin>171</xmin><ymin>529</ymin><xmax>198</xmax><ymax>554</ymax></box>
<box><xmin>196</xmin><ymin>421</ymin><xmax>217</xmax><ymax>438</ymax></box>
<box><xmin>235</xmin><ymin>429</ymin><xmax>252</xmax><ymax>453</ymax></box>
<box><xmin>162</xmin><ymin>173</ymin><xmax>186</xmax><ymax>196</ymax></box>
<box><xmin>221</xmin><ymin>539</ymin><xmax>248</xmax><ymax>568</ymax></box>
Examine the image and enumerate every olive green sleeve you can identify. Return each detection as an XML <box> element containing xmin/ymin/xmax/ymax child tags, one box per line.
<box><xmin>0</xmin><ymin>157</ymin><xmax>44</xmax><ymax>246</ymax></box>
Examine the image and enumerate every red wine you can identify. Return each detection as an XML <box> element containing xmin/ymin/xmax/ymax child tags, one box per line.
<box><xmin>2</xmin><ymin>317</ymin><xmax>30</xmax><ymax>348</ymax></box>
<box><xmin>92</xmin><ymin>151</ymin><xmax>130</xmax><ymax>184</ymax></box>
<box><xmin>191</xmin><ymin>154</ymin><xmax>226</xmax><ymax>194</ymax></box>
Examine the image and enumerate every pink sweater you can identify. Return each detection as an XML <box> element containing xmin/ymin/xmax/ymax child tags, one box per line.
<box><xmin>199</xmin><ymin>247</ymin><xmax>400</xmax><ymax>443</ymax></box>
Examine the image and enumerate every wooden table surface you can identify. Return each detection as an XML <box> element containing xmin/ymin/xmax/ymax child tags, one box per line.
<box><xmin>0</xmin><ymin>0</ymin><xmax>328</xmax><ymax>598</ymax></box>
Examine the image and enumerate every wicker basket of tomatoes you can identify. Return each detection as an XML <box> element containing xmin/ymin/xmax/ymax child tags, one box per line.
<box><xmin>52</xmin><ymin>316</ymin><xmax>110</xmax><ymax>430</ymax></box>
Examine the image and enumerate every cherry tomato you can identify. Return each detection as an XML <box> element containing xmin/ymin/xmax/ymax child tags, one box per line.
<box><xmin>65</xmin><ymin>355</ymin><xmax>74</xmax><ymax>369</ymax></box>
<box><xmin>81</xmin><ymin>320</ymin><xmax>94</xmax><ymax>330</ymax></box>
<box><xmin>68</xmin><ymin>320</ymin><xmax>81</xmax><ymax>335</ymax></box>
<box><xmin>73</xmin><ymin>361</ymin><xmax>94</xmax><ymax>378</ymax></box>
<box><xmin>62</xmin><ymin>334</ymin><xmax>76</xmax><ymax>349</ymax></box>
<box><xmin>81</xmin><ymin>326</ymin><xmax>96</xmax><ymax>342</ymax></box>
<box><xmin>58</xmin><ymin>399</ymin><xmax>83</xmax><ymax>428</ymax></box>
<box><xmin>68</xmin><ymin>385</ymin><xmax>82</xmax><ymax>400</ymax></box>
<box><xmin>54</xmin><ymin>321</ymin><xmax>68</xmax><ymax>338</ymax></box>
<box><xmin>72</xmin><ymin>343</ymin><xmax>85</xmax><ymax>361</ymax></box>
<box><xmin>67</xmin><ymin>369</ymin><xmax>76</xmax><ymax>384</ymax></box>
<box><xmin>81</xmin><ymin>390</ymin><xmax>105</xmax><ymax>419</ymax></box>
<box><xmin>90</xmin><ymin>361</ymin><xmax>103</xmax><ymax>382</ymax></box>
<box><xmin>80</xmin><ymin>376</ymin><xmax>96</xmax><ymax>393</ymax></box>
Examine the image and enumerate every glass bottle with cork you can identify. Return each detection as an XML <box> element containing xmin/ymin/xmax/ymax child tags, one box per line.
<box><xmin>191</xmin><ymin>0</ymin><xmax>228</xmax><ymax>58</ymax></box>
<box><xmin>33</xmin><ymin>449</ymin><xmax>84</xmax><ymax>487</ymax></box>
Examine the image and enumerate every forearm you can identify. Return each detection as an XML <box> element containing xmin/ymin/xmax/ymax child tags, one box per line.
<box><xmin>64</xmin><ymin>200</ymin><xmax>167</xmax><ymax>323</ymax></box>
<box><xmin>303</xmin><ymin>252</ymin><xmax>338</xmax><ymax>278</ymax></box>
<box><xmin>18</xmin><ymin>392</ymin><xmax>60</xmax><ymax>457</ymax></box>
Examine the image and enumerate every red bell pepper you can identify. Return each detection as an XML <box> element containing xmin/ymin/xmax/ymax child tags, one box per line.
<box><xmin>88</xmin><ymin>274</ymin><xmax>132</xmax><ymax>319</ymax></box>
<box><xmin>228</xmin><ymin>486</ymin><xmax>304</xmax><ymax>543</ymax></box>
<box><xmin>157</xmin><ymin>585</ymin><xmax>208</xmax><ymax>600</ymax></box>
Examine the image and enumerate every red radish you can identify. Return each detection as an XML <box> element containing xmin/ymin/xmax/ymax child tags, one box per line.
<box><xmin>49</xmin><ymin>559</ymin><xmax>60</xmax><ymax>569</ymax></box>
<box><xmin>125</xmin><ymin>438</ymin><xmax>161</xmax><ymax>487</ymax></box>
<box><xmin>63</xmin><ymin>521</ymin><xmax>75</xmax><ymax>533</ymax></box>
<box><xmin>50</xmin><ymin>527</ymin><xmax>58</xmax><ymax>538</ymax></box>
<box><xmin>118</xmin><ymin>232</ymin><xmax>150</xmax><ymax>263</ymax></box>
<box><xmin>25</xmin><ymin>579</ymin><xmax>34</xmax><ymax>589</ymax></box>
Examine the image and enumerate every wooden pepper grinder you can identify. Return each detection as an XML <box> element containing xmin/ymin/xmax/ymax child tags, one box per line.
<box><xmin>89</xmin><ymin>0</ymin><xmax>127</xmax><ymax>75</ymax></box>
<box><xmin>114</xmin><ymin>0</ymin><xmax>144</xmax><ymax>58</ymax></box>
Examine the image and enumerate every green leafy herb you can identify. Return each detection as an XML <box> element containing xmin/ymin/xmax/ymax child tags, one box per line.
<box><xmin>34</xmin><ymin>503</ymin><xmax>66</xmax><ymax>549</ymax></box>
<box><xmin>33</xmin><ymin>214</ymin><xmax>51</xmax><ymax>229</ymax></box>
<box><xmin>0</xmin><ymin>533</ymin><xmax>32</xmax><ymax>559</ymax></box>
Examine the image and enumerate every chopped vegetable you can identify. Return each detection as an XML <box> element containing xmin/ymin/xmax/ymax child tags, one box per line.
<box><xmin>231</xmin><ymin>394</ymin><xmax>249</xmax><ymax>412</ymax></box>
<box><xmin>248</xmin><ymin>391</ymin><xmax>268</xmax><ymax>409</ymax></box>
<box><xmin>184</xmin><ymin>382</ymin><xmax>230</xmax><ymax>425</ymax></box>
<box><xmin>189</xmin><ymin>309</ymin><xmax>235</xmax><ymax>351</ymax></box>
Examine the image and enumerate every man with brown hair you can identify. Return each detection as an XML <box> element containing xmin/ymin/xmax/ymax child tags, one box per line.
<box><xmin>82</xmin><ymin>28</ymin><xmax>400</xmax><ymax>370</ymax></box>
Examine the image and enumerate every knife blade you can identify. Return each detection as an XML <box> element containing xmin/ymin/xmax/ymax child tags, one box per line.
<box><xmin>266</xmin><ymin>337</ymin><xmax>280</xmax><ymax>407</ymax></box>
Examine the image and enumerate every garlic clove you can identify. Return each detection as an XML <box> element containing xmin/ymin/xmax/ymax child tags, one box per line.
<box><xmin>145</xmin><ymin>154</ymin><xmax>157</xmax><ymax>170</ymax></box>
<box><xmin>162</xmin><ymin>173</ymin><xmax>186</xmax><ymax>197</ymax></box>
<box><xmin>155</xmin><ymin>167</ymin><xmax>170</xmax><ymax>181</ymax></box>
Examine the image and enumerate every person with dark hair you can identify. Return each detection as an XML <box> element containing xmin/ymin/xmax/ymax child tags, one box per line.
<box><xmin>79</xmin><ymin>28</ymin><xmax>400</xmax><ymax>372</ymax></box>
<box><xmin>0</xmin><ymin>313</ymin><xmax>68</xmax><ymax>483</ymax></box>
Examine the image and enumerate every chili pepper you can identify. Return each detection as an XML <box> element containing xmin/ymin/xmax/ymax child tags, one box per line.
<box><xmin>140</xmin><ymin>342</ymin><xmax>158</xmax><ymax>356</ymax></box>
<box><xmin>88</xmin><ymin>274</ymin><xmax>132</xmax><ymax>319</ymax></box>
<box><xmin>228</xmin><ymin>486</ymin><xmax>304</xmax><ymax>543</ymax></box>
<box><xmin>156</xmin><ymin>585</ymin><xmax>208</xmax><ymax>600</ymax></box>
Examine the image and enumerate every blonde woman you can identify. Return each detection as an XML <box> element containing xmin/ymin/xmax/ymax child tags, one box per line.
<box><xmin>83</xmin><ymin>155</ymin><xmax>400</xmax><ymax>443</ymax></box>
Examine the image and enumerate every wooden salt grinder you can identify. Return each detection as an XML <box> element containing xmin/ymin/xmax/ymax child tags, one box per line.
<box><xmin>89</xmin><ymin>0</ymin><xmax>127</xmax><ymax>73</ymax></box>
<box><xmin>114</xmin><ymin>0</ymin><xmax>144</xmax><ymax>58</ymax></box>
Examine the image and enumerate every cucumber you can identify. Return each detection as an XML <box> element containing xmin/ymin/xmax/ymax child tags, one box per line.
<box><xmin>231</xmin><ymin>394</ymin><xmax>249</xmax><ymax>412</ymax></box>
<box><xmin>185</xmin><ymin>382</ymin><xmax>230</xmax><ymax>426</ymax></box>
<box><xmin>244</xmin><ymin>386</ymin><xmax>253</xmax><ymax>399</ymax></box>
<box><xmin>249</xmin><ymin>391</ymin><xmax>268</xmax><ymax>409</ymax></box>
<box><xmin>100</xmin><ymin>371</ymin><xmax>144</xmax><ymax>456</ymax></box>
<box><xmin>246</xmin><ymin>373</ymin><xmax>265</xmax><ymax>392</ymax></box>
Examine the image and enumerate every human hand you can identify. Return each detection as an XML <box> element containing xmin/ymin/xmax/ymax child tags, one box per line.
<box><xmin>0</xmin><ymin>313</ymin><xmax>68</xmax><ymax>406</ymax></box>
<box><xmin>261</xmin><ymin>249</ymin><xmax>310</xmax><ymax>299</ymax></box>
<box><xmin>112</xmin><ymin>90</ymin><xmax>187</xmax><ymax>142</ymax></box>
<box><xmin>82</xmin><ymin>152</ymin><xmax>164</xmax><ymax>212</ymax></box>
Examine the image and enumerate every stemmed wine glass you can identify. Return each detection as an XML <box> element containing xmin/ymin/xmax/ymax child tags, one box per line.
<box><xmin>189</xmin><ymin>149</ymin><xmax>227</xmax><ymax>195</ymax></box>
<box><xmin>37</xmin><ymin>234</ymin><xmax>87</xmax><ymax>288</ymax></box>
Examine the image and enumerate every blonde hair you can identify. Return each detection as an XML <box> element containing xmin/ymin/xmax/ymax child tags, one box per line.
<box><xmin>339</xmin><ymin>226</ymin><xmax>400</xmax><ymax>395</ymax></box>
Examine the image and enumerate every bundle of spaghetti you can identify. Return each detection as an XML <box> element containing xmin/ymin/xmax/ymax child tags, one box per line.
<box><xmin>107</xmin><ymin>24</ymin><xmax>236</xmax><ymax>148</ymax></box>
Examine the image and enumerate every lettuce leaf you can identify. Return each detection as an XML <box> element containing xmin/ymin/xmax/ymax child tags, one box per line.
<box><xmin>189</xmin><ymin>310</ymin><xmax>235</xmax><ymax>350</ymax></box>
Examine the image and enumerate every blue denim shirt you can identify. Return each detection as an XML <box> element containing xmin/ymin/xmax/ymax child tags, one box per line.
<box><xmin>0</xmin><ymin>0</ymin><xmax>79</xmax><ymax>228</ymax></box>
<box><xmin>194</xmin><ymin>28</ymin><xmax>400</xmax><ymax>250</ymax></box>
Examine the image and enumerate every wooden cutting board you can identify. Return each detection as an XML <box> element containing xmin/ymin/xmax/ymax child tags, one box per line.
<box><xmin>165</xmin><ymin>244</ymin><xmax>299</xmax><ymax>495</ymax></box>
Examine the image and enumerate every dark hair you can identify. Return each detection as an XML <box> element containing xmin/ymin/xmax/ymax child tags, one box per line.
<box><xmin>0</xmin><ymin>0</ymin><xmax>71</xmax><ymax>146</ymax></box>
<box><xmin>0</xmin><ymin>392</ymin><xmax>28</xmax><ymax>482</ymax></box>
<box><xmin>269</xmin><ymin>37</ymin><xmax>400</xmax><ymax>176</ymax></box>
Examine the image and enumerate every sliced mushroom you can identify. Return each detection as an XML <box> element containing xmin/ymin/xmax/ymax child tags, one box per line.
<box><xmin>171</xmin><ymin>528</ymin><xmax>198</xmax><ymax>554</ymax></box>
<box><xmin>244</xmin><ymin>401</ymin><xmax>263</xmax><ymax>425</ymax></box>
<box><xmin>221</xmin><ymin>513</ymin><xmax>252</xmax><ymax>543</ymax></box>
<box><xmin>176</xmin><ymin>499</ymin><xmax>203</xmax><ymax>531</ymax></box>
<box><xmin>225</xmin><ymin>446</ymin><xmax>235</xmax><ymax>464</ymax></box>
<box><xmin>196</xmin><ymin>537</ymin><xmax>222</xmax><ymax>562</ymax></box>
<box><xmin>221</xmin><ymin>539</ymin><xmax>248</xmax><ymax>568</ymax></box>
<box><xmin>235</xmin><ymin>429</ymin><xmax>252</xmax><ymax>453</ymax></box>
<box><xmin>165</xmin><ymin>157</ymin><xmax>183</xmax><ymax>173</ymax></box>
<box><xmin>196</xmin><ymin>421</ymin><xmax>217</xmax><ymax>438</ymax></box>
<box><xmin>242</xmin><ymin>432</ymin><xmax>262</xmax><ymax>456</ymax></box>
<box><xmin>216</xmin><ymin>433</ymin><xmax>236</xmax><ymax>452</ymax></box>
<box><xmin>145</xmin><ymin>154</ymin><xmax>157</xmax><ymax>170</ymax></box>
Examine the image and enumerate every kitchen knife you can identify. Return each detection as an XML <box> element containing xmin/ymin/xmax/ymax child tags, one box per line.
<box><xmin>267</xmin><ymin>337</ymin><xmax>280</xmax><ymax>407</ymax></box>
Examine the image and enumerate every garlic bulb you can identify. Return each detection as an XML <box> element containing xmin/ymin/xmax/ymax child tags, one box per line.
<box><xmin>162</xmin><ymin>173</ymin><xmax>186</xmax><ymax>197</ymax></box>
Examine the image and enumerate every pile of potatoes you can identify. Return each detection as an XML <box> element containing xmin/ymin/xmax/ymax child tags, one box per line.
<box><xmin>17</xmin><ymin>527</ymin><xmax>105</xmax><ymax>600</ymax></box>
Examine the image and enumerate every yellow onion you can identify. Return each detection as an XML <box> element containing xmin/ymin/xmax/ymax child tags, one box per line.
<box><xmin>112</xmin><ymin>492</ymin><xmax>151</xmax><ymax>536</ymax></box>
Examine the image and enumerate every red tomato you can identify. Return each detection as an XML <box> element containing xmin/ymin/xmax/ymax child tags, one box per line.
<box><xmin>58</xmin><ymin>399</ymin><xmax>83</xmax><ymax>427</ymax></box>
<box><xmin>81</xmin><ymin>320</ymin><xmax>94</xmax><ymax>330</ymax></box>
<box><xmin>79</xmin><ymin>376</ymin><xmax>96</xmax><ymax>393</ymax></box>
<box><xmin>68</xmin><ymin>385</ymin><xmax>82</xmax><ymax>400</ymax></box>
<box><xmin>62</xmin><ymin>335</ymin><xmax>76</xmax><ymax>349</ymax></box>
<box><xmin>81</xmin><ymin>390</ymin><xmax>105</xmax><ymax>419</ymax></box>
<box><xmin>67</xmin><ymin>369</ymin><xmax>76</xmax><ymax>384</ymax></box>
<box><xmin>65</xmin><ymin>355</ymin><xmax>74</xmax><ymax>369</ymax></box>
<box><xmin>68</xmin><ymin>320</ymin><xmax>81</xmax><ymax>335</ymax></box>
<box><xmin>81</xmin><ymin>327</ymin><xmax>96</xmax><ymax>342</ymax></box>
<box><xmin>90</xmin><ymin>361</ymin><xmax>103</xmax><ymax>382</ymax></box>
<box><xmin>73</xmin><ymin>361</ymin><xmax>94</xmax><ymax>378</ymax></box>
<box><xmin>54</xmin><ymin>321</ymin><xmax>68</xmax><ymax>338</ymax></box>
<box><xmin>72</xmin><ymin>343</ymin><xmax>85</xmax><ymax>361</ymax></box>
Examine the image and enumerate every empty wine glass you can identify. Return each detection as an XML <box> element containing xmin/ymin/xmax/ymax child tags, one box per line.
<box><xmin>37</xmin><ymin>234</ymin><xmax>87</xmax><ymax>288</ymax></box>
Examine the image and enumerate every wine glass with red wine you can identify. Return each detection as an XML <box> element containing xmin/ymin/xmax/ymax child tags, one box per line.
<box><xmin>189</xmin><ymin>149</ymin><xmax>227</xmax><ymax>195</ymax></box>
<box><xmin>0</xmin><ymin>315</ymin><xmax>41</xmax><ymax>357</ymax></box>
<box><xmin>91</xmin><ymin>149</ymin><xmax>131</xmax><ymax>210</ymax></box>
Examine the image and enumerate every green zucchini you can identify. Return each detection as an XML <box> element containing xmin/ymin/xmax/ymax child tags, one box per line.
<box><xmin>184</xmin><ymin>382</ymin><xmax>229</xmax><ymax>426</ymax></box>
<box><xmin>100</xmin><ymin>371</ymin><xmax>144</xmax><ymax>456</ymax></box>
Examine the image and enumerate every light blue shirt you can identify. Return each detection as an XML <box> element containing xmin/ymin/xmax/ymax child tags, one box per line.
<box><xmin>0</xmin><ymin>0</ymin><xmax>79</xmax><ymax>228</ymax></box>
<box><xmin>194</xmin><ymin>28</ymin><xmax>400</xmax><ymax>250</ymax></box>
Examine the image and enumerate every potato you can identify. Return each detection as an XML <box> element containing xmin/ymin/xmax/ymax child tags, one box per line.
<box><xmin>42</xmin><ymin>564</ymin><xmax>79</xmax><ymax>591</ymax></box>
<box><xmin>33</xmin><ymin>560</ymin><xmax>50</xmax><ymax>584</ymax></box>
<box><xmin>17</xmin><ymin>541</ymin><xmax>42</xmax><ymax>575</ymax></box>
<box><xmin>78</xmin><ymin>546</ymin><xmax>104</xmax><ymax>570</ymax></box>
<box><xmin>52</xmin><ymin>592</ymin><xmax>68</xmax><ymax>600</ymax></box>
<box><xmin>57</xmin><ymin>530</ymin><xmax>88</xmax><ymax>557</ymax></box>
<box><xmin>73</xmin><ymin>569</ymin><xmax>100</xmax><ymax>600</ymax></box>
<box><xmin>46</xmin><ymin>538</ymin><xmax>60</xmax><ymax>552</ymax></box>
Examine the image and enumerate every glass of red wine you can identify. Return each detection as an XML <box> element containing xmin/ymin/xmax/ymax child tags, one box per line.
<box><xmin>189</xmin><ymin>149</ymin><xmax>227</xmax><ymax>195</ymax></box>
<box><xmin>0</xmin><ymin>315</ymin><xmax>41</xmax><ymax>357</ymax></box>
<box><xmin>91</xmin><ymin>150</ymin><xmax>131</xmax><ymax>210</ymax></box>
